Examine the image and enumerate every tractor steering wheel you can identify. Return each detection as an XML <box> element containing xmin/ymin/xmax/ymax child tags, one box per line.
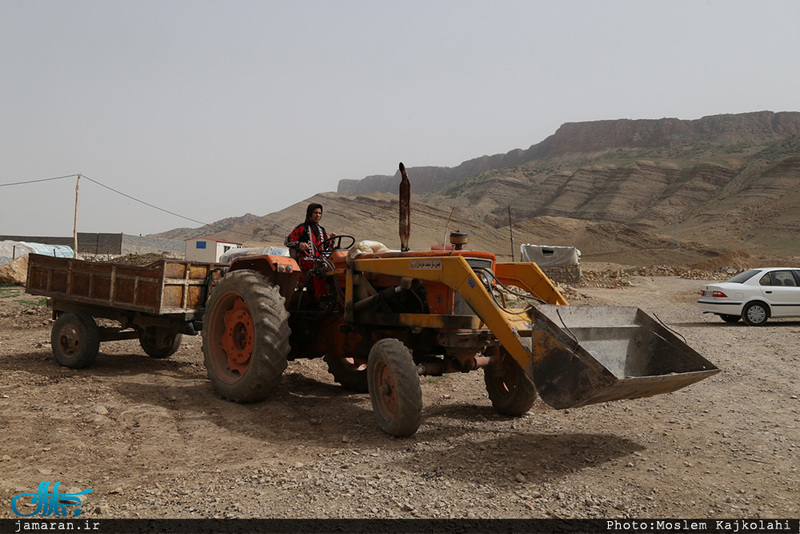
<box><xmin>321</xmin><ymin>235</ymin><xmax>355</xmax><ymax>253</ymax></box>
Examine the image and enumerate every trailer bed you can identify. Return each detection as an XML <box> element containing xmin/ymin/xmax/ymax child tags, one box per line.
<box><xmin>26</xmin><ymin>253</ymin><xmax>220</xmax><ymax>317</ymax></box>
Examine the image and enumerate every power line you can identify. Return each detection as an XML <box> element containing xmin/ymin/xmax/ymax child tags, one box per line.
<box><xmin>81</xmin><ymin>175</ymin><xmax>261</xmax><ymax>239</ymax></box>
<box><xmin>2</xmin><ymin>172</ymin><xmax>263</xmax><ymax>241</ymax></box>
<box><xmin>0</xmin><ymin>174</ymin><xmax>79</xmax><ymax>187</ymax></box>
<box><xmin>81</xmin><ymin>174</ymin><xmax>209</xmax><ymax>227</ymax></box>
<box><xmin>2</xmin><ymin>171</ymin><xmax>211</xmax><ymax>227</ymax></box>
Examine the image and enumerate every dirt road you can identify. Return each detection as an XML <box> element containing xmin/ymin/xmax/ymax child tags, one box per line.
<box><xmin>0</xmin><ymin>277</ymin><xmax>797</xmax><ymax>519</ymax></box>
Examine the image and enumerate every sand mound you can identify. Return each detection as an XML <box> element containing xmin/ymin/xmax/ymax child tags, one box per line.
<box><xmin>688</xmin><ymin>250</ymin><xmax>754</xmax><ymax>271</ymax></box>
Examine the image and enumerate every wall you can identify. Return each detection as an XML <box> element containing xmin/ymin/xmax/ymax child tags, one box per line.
<box><xmin>541</xmin><ymin>264</ymin><xmax>582</xmax><ymax>285</ymax></box>
<box><xmin>0</xmin><ymin>233</ymin><xmax>185</xmax><ymax>257</ymax></box>
<box><xmin>0</xmin><ymin>233</ymin><xmax>123</xmax><ymax>254</ymax></box>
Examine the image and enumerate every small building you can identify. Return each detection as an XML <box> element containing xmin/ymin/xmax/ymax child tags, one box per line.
<box><xmin>185</xmin><ymin>237</ymin><xmax>242</xmax><ymax>263</ymax></box>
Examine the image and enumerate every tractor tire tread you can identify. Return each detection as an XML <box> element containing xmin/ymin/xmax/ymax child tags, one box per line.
<box><xmin>202</xmin><ymin>270</ymin><xmax>290</xmax><ymax>403</ymax></box>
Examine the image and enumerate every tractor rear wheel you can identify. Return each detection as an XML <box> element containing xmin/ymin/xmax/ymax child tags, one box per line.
<box><xmin>202</xmin><ymin>270</ymin><xmax>290</xmax><ymax>402</ymax></box>
<box><xmin>140</xmin><ymin>327</ymin><xmax>182</xmax><ymax>358</ymax></box>
<box><xmin>367</xmin><ymin>338</ymin><xmax>422</xmax><ymax>437</ymax></box>
<box><xmin>51</xmin><ymin>311</ymin><xmax>100</xmax><ymax>369</ymax></box>
<box><xmin>324</xmin><ymin>354</ymin><xmax>368</xmax><ymax>393</ymax></box>
<box><xmin>484</xmin><ymin>349</ymin><xmax>537</xmax><ymax>416</ymax></box>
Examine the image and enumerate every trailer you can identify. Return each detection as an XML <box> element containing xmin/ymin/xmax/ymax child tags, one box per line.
<box><xmin>25</xmin><ymin>253</ymin><xmax>222</xmax><ymax>368</ymax></box>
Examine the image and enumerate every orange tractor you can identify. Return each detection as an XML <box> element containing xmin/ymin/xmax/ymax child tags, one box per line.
<box><xmin>201</xmin><ymin>165</ymin><xmax>719</xmax><ymax>437</ymax></box>
<box><xmin>26</xmin><ymin>164</ymin><xmax>718</xmax><ymax>438</ymax></box>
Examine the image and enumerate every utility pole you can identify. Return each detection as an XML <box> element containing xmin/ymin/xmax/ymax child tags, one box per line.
<box><xmin>73</xmin><ymin>173</ymin><xmax>80</xmax><ymax>255</ymax></box>
<box><xmin>508</xmin><ymin>205</ymin><xmax>515</xmax><ymax>262</ymax></box>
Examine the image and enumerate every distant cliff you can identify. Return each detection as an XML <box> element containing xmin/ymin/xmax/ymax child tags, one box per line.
<box><xmin>337</xmin><ymin>111</ymin><xmax>800</xmax><ymax>195</ymax></box>
<box><xmin>154</xmin><ymin>111</ymin><xmax>800</xmax><ymax>258</ymax></box>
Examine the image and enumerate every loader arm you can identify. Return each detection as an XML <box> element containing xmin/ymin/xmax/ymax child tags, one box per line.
<box><xmin>349</xmin><ymin>254</ymin><xmax>719</xmax><ymax>410</ymax></box>
<box><xmin>494</xmin><ymin>262</ymin><xmax>569</xmax><ymax>305</ymax></box>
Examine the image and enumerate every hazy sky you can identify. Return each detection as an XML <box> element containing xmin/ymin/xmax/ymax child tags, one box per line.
<box><xmin>2</xmin><ymin>0</ymin><xmax>798</xmax><ymax>237</ymax></box>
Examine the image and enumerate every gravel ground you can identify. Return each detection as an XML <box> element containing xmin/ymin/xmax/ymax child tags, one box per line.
<box><xmin>0</xmin><ymin>277</ymin><xmax>798</xmax><ymax>520</ymax></box>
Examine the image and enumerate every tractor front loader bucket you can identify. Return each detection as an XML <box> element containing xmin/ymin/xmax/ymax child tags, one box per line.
<box><xmin>528</xmin><ymin>305</ymin><xmax>720</xmax><ymax>409</ymax></box>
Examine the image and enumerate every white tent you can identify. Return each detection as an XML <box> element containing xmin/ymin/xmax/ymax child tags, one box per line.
<box><xmin>520</xmin><ymin>244</ymin><xmax>580</xmax><ymax>268</ymax></box>
<box><xmin>0</xmin><ymin>240</ymin><xmax>74</xmax><ymax>266</ymax></box>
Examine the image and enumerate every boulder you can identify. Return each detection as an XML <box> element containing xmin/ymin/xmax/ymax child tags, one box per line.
<box><xmin>0</xmin><ymin>255</ymin><xmax>29</xmax><ymax>286</ymax></box>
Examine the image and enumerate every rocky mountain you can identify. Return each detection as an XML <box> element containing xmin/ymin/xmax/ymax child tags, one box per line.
<box><xmin>152</xmin><ymin>111</ymin><xmax>800</xmax><ymax>262</ymax></box>
<box><xmin>336</xmin><ymin>111</ymin><xmax>800</xmax><ymax>256</ymax></box>
<box><xmin>338</xmin><ymin>111</ymin><xmax>800</xmax><ymax>195</ymax></box>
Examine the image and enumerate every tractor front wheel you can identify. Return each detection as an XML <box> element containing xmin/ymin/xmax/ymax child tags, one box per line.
<box><xmin>367</xmin><ymin>338</ymin><xmax>422</xmax><ymax>437</ymax></box>
<box><xmin>202</xmin><ymin>270</ymin><xmax>290</xmax><ymax>402</ymax></box>
<box><xmin>484</xmin><ymin>349</ymin><xmax>537</xmax><ymax>416</ymax></box>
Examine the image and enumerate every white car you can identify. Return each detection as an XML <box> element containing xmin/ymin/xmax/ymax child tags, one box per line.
<box><xmin>698</xmin><ymin>267</ymin><xmax>800</xmax><ymax>325</ymax></box>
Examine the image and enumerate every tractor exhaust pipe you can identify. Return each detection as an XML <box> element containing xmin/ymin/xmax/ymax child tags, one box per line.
<box><xmin>399</xmin><ymin>162</ymin><xmax>410</xmax><ymax>252</ymax></box>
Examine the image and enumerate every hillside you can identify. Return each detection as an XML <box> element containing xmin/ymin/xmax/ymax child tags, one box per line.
<box><xmin>155</xmin><ymin>213</ymin><xmax>262</xmax><ymax>240</ymax></box>
<box><xmin>336</xmin><ymin>111</ymin><xmax>800</xmax><ymax>255</ymax></box>
<box><xmin>159</xmin><ymin>192</ymin><xmax>728</xmax><ymax>267</ymax></box>
<box><xmin>152</xmin><ymin>111</ymin><xmax>800</xmax><ymax>261</ymax></box>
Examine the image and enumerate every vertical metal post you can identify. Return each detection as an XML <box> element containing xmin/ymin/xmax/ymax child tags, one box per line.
<box><xmin>73</xmin><ymin>173</ymin><xmax>81</xmax><ymax>255</ymax></box>
<box><xmin>399</xmin><ymin>162</ymin><xmax>410</xmax><ymax>252</ymax></box>
<box><xmin>508</xmin><ymin>205</ymin><xmax>515</xmax><ymax>262</ymax></box>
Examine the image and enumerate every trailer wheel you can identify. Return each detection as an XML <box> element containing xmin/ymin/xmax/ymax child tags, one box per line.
<box><xmin>367</xmin><ymin>339</ymin><xmax>422</xmax><ymax>437</ymax></box>
<box><xmin>51</xmin><ymin>311</ymin><xmax>100</xmax><ymax>369</ymax></box>
<box><xmin>140</xmin><ymin>327</ymin><xmax>183</xmax><ymax>359</ymax></box>
<box><xmin>324</xmin><ymin>354</ymin><xmax>368</xmax><ymax>393</ymax></box>
<box><xmin>484</xmin><ymin>349</ymin><xmax>537</xmax><ymax>416</ymax></box>
<box><xmin>202</xmin><ymin>270</ymin><xmax>290</xmax><ymax>402</ymax></box>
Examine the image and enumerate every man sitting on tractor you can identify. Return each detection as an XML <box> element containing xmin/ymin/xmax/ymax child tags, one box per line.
<box><xmin>284</xmin><ymin>203</ymin><xmax>335</xmax><ymax>299</ymax></box>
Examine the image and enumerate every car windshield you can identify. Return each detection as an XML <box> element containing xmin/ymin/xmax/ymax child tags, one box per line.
<box><xmin>726</xmin><ymin>269</ymin><xmax>761</xmax><ymax>284</ymax></box>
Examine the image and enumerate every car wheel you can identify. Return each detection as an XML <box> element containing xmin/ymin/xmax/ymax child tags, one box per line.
<box><xmin>742</xmin><ymin>302</ymin><xmax>769</xmax><ymax>326</ymax></box>
<box><xmin>719</xmin><ymin>314</ymin><xmax>741</xmax><ymax>323</ymax></box>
